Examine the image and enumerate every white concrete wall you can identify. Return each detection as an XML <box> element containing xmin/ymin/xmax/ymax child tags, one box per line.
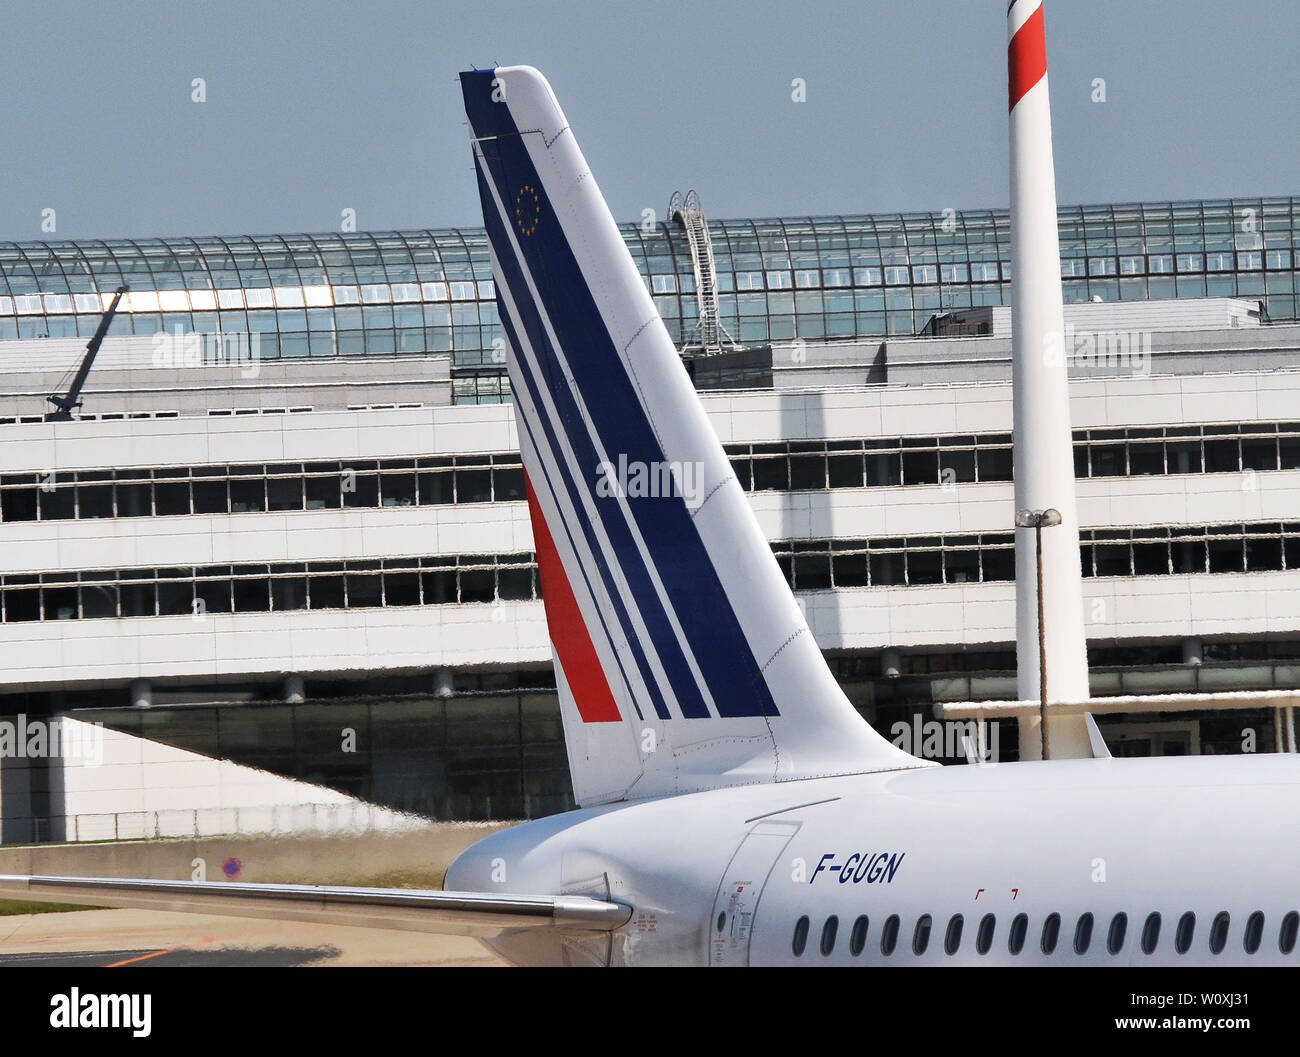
<box><xmin>2</xmin><ymin>368</ymin><xmax>1298</xmax><ymax>688</ymax></box>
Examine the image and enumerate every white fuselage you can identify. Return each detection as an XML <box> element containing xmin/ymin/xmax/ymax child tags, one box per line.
<box><xmin>445</xmin><ymin>753</ymin><xmax>1300</xmax><ymax>966</ymax></box>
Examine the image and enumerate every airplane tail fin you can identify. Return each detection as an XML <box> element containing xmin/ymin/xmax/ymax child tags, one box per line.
<box><xmin>460</xmin><ymin>66</ymin><xmax>927</xmax><ymax>805</ymax></box>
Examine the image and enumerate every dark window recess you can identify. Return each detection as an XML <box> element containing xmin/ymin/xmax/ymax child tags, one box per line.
<box><xmin>1008</xmin><ymin>913</ymin><xmax>1028</xmax><ymax>955</ymax></box>
<box><xmin>346</xmin><ymin>573</ymin><xmax>382</xmax><ymax>608</ymax></box>
<box><xmin>870</xmin><ymin>552</ymin><xmax>905</xmax><ymax>587</ymax></box>
<box><xmin>39</xmin><ymin>486</ymin><xmax>77</xmax><ymax>520</ymax></box>
<box><xmin>976</xmin><ymin>914</ymin><xmax>995</xmax><ymax>955</ymax></box>
<box><xmin>1141</xmin><ymin>912</ymin><xmax>1161</xmax><ymax>955</ymax></box>
<box><xmin>1175</xmin><ymin>912</ymin><xmax>1196</xmax><ymax>954</ymax></box>
<box><xmin>116</xmin><ymin>483</ymin><xmax>152</xmax><ymax>517</ymax></box>
<box><xmin>1094</xmin><ymin>544</ymin><xmax>1130</xmax><ymax>577</ymax></box>
<box><xmin>308</xmin><ymin>575</ymin><xmax>344</xmax><ymax>610</ymax></box>
<box><xmin>1209</xmin><ymin>912</ymin><xmax>1230</xmax><ymax>955</ymax></box>
<box><xmin>849</xmin><ymin>915</ymin><xmax>869</xmax><ymax>956</ymax></box>
<box><xmin>192</xmin><ymin>480</ymin><xmax>229</xmax><ymax>514</ymax></box>
<box><xmin>1166</xmin><ymin>441</ymin><xmax>1203</xmax><ymax>474</ymax></box>
<box><xmin>981</xmin><ymin>549</ymin><xmax>1015</xmax><ymax>582</ymax></box>
<box><xmin>305</xmin><ymin>476</ymin><xmax>341</xmax><ymax>510</ymax></box>
<box><xmin>1241</xmin><ymin>439</ymin><xmax>1278</xmax><ymax>472</ymax></box>
<box><xmin>944</xmin><ymin>914</ymin><xmax>964</xmax><ymax>955</ymax></box>
<box><xmin>267</xmin><ymin>477</ymin><xmax>304</xmax><ymax>511</ymax></box>
<box><xmin>419</xmin><ymin>471</ymin><xmax>453</xmax><ymax>505</ymax></box>
<box><xmin>827</xmin><ymin>454</ymin><xmax>864</xmax><ymax>488</ymax></box>
<box><xmin>789</xmin><ymin>455</ymin><xmax>826</xmax><ymax>490</ymax></box>
<box><xmin>907</xmin><ymin>551</ymin><xmax>943</xmax><ymax>586</ymax></box>
<box><xmin>1090</xmin><ymin>445</ymin><xmax>1126</xmax><ymax>477</ymax></box>
<box><xmin>1207</xmin><ymin>539</ymin><xmax>1245</xmax><ymax>574</ymax></box>
<box><xmin>194</xmin><ymin>580</ymin><xmax>231</xmax><ymax>614</ymax></box>
<box><xmin>497</xmin><ymin>567</ymin><xmax>534</xmax><ymax>601</ymax></box>
<box><xmin>796</xmin><ymin>554</ymin><xmax>832</xmax><ymax>591</ymax></box>
<box><xmin>1203</xmin><ymin>439</ymin><xmax>1239</xmax><ymax>473</ymax></box>
<box><xmin>154</xmin><ymin>481</ymin><xmax>190</xmax><ymax>515</ymax></box>
<box><xmin>880</xmin><ymin>915</ymin><xmax>900</xmax><ymax>956</ymax></box>
<box><xmin>1073</xmin><ymin>913</ymin><xmax>1094</xmax><ymax>955</ymax></box>
<box><xmin>228</xmin><ymin>479</ymin><xmax>266</xmax><ymax>513</ymax></box>
<box><xmin>80</xmin><ymin>584</ymin><xmax>119</xmax><ymax>618</ymax></box>
<box><xmin>1</xmin><ymin>485</ymin><xmax>38</xmax><ymax>522</ymax></box>
<box><xmin>792</xmin><ymin>916</ymin><xmax>810</xmax><ymax>957</ymax></box>
<box><xmin>157</xmin><ymin>581</ymin><xmax>194</xmax><ymax>616</ymax></box>
<box><xmin>384</xmin><ymin>572</ymin><xmax>421</xmax><ymax>607</ymax></box>
<box><xmin>455</xmin><ymin>469</ymin><xmax>492</xmax><ymax>503</ymax></box>
<box><xmin>232</xmin><ymin>578</ymin><xmax>270</xmax><ymax>613</ymax></box>
<box><xmin>1127</xmin><ymin>443</ymin><xmax>1164</xmax><ymax>475</ymax></box>
<box><xmin>1245</xmin><ymin>538</ymin><xmax>1283</xmax><ymax>571</ymax></box>
<box><xmin>976</xmin><ymin>448</ymin><xmax>1012</xmax><ymax>483</ymax></box>
<box><xmin>381</xmin><ymin>474</ymin><xmax>418</xmax><ymax>507</ymax></box>
<box><xmin>939</xmin><ymin>449</ymin><xmax>976</xmax><ymax>485</ymax></box>
<box><xmin>3</xmin><ymin>588</ymin><xmax>41</xmax><ymax>622</ymax></box>
<box><xmin>1107</xmin><ymin>912</ymin><xmax>1128</xmax><ymax>955</ymax></box>
<box><xmin>866</xmin><ymin>452</ymin><xmax>902</xmax><ymax>487</ymax></box>
<box><xmin>1279</xmin><ymin>911</ymin><xmax>1299</xmax><ymax>955</ymax></box>
<box><xmin>1171</xmin><ymin>541</ymin><xmax>1206</xmax><ymax>574</ymax></box>
<box><xmin>421</xmin><ymin>570</ymin><xmax>457</xmax><ymax>605</ymax></box>
<box><xmin>752</xmin><ymin>458</ymin><xmax>789</xmax><ymax>491</ymax></box>
<box><xmin>902</xmin><ymin>451</ymin><xmax>937</xmax><ymax>486</ymax></box>
<box><xmin>121</xmin><ymin>582</ymin><xmax>158</xmax><ymax>617</ymax></box>
<box><xmin>833</xmin><ymin>553</ymin><xmax>869</xmax><ymax>588</ymax></box>
<box><xmin>271</xmin><ymin>577</ymin><xmax>308</xmax><ymax>611</ymax></box>
<box><xmin>79</xmin><ymin>485</ymin><xmax>114</xmax><ymax>518</ymax></box>
<box><xmin>459</xmin><ymin>569</ymin><xmax>496</xmax><ymax>604</ymax></box>
<box><xmin>728</xmin><ymin>457</ymin><xmax>752</xmax><ymax>489</ymax></box>
<box><xmin>1244</xmin><ymin>911</ymin><xmax>1265</xmax><ymax>955</ymax></box>
<box><xmin>912</xmin><ymin>914</ymin><xmax>932</xmax><ymax>956</ymax></box>
<box><xmin>342</xmin><ymin>473</ymin><xmax>379</xmax><ymax>508</ymax></box>
<box><xmin>820</xmin><ymin>915</ymin><xmax>838</xmax><ymax>956</ymax></box>
<box><xmin>43</xmin><ymin>587</ymin><xmax>79</xmax><ymax>620</ymax></box>
<box><xmin>493</xmin><ymin>467</ymin><xmax>525</xmax><ymax>502</ymax></box>
<box><xmin>1132</xmin><ymin>542</ymin><xmax>1169</xmax><ymax>576</ymax></box>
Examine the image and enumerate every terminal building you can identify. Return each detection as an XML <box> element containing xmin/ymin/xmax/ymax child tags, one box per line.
<box><xmin>2</xmin><ymin>195</ymin><xmax>1299</xmax><ymax>841</ymax></box>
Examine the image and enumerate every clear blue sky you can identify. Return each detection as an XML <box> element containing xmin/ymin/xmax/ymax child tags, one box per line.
<box><xmin>2</xmin><ymin>0</ymin><xmax>1297</xmax><ymax>240</ymax></box>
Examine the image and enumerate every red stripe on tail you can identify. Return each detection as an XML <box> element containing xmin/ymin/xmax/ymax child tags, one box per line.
<box><xmin>524</xmin><ymin>471</ymin><xmax>621</xmax><ymax>722</ymax></box>
<box><xmin>1008</xmin><ymin>3</ymin><xmax>1047</xmax><ymax>111</ymax></box>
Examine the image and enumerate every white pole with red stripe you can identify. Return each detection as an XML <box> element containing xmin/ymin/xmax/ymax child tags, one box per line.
<box><xmin>1007</xmin><ymin>0</ymin><xmax>1090</xmax><ymax>759</ymax></box>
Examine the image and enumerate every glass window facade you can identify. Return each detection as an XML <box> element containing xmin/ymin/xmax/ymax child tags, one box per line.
<box><xmin>0</xmin><ymin>198</ymin><xmax>1294</xmax><ymax>402</ymax></box>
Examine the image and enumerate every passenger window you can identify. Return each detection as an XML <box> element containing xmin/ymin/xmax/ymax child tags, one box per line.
<box><xmin>1244</xmin><ymin>911</ymin><xmax>1264</xmax><ymax>955</ymax></box>
<box><xmin>792</xmin><ymin>915</ymin><xmax>810</xmax><ymax>956</ymax></box>
<box><xmin>912</xmin><ymin>914</ymin><xmax>933</xmax><ymax>955</ymax></box>
<box><xmin>976</xmin><ymin>913</ymin><xmax>996</xmax><ymax>955</ymax></box>
<box><xmin>944</xmin><ymin>914</ymin><xmax>964</xmax><ymax>955</ymax></box>
<box><xmin>880</xmin><ymin>914</ymin><xmax>900</xmax><ymax>956</ymax></box>
<box><xmin>1280</xmin><ymin>911</ymin><xmax>1299</xmax><ymax>954</ymax></box>
<box><xmin>1141</xmin><ymin>912</ymin><xmax>1161</xmax><ymax>954</ymax></box>
<box><xmin>1107</xmin><ymin>912</ymin><xmax>1128</xmax><ymax>954</ymax></box>
<box><xmin>1175</xmin><ymin>912</ymin><xmax>1196</xmax><ymax>954</ymax></box>
<box><xmin>1209</xmin><ymin>912</ymin><xmax>1230</xmax><ymax>955</ymax></box>
<box><xmin>821</xmin><ymin>915</ymin><xmax>839</xmax><ymax>956</ymax></box>
<box><xmin>1008</xmin><ymin>913</ymin><xmax>1028</xmax><ymax>955</ymax></box>
<box><xmin>1041</xmin><ymin>912</ymin><xmax>1061</xmax><ymax>954</ymax></box>
<box><xmin>849</xmin><ymin>915</ymin><xmax>869</xmax><ymax>956</ymax></box>
<box><xmin>716</xmin><ymin>912</ymin><xmax>726</xmax><ymax>933</ymax></box>
<box><xmin>1074</xmin><ymin>913</ymin><xmax>1094</xmax><ymax>954</ymax></box>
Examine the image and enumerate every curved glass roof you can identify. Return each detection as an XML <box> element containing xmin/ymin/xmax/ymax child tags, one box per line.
<box><xmin>0</xmin><ymin>197</ymin><xmax>1295</xmax><ymax>403</ymax></box>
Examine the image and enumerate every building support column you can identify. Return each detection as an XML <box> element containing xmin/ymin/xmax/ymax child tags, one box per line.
<box><xmin>130</xmin><ymin>679</ymin><xmax>152</xmax><ymax>709</ymax></box>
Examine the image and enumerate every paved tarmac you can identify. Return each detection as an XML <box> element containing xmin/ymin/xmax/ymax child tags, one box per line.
<box><xmin>0</xmin><ymin>908</ymin><xmax>508</xmax><ymax>967</ymax></box>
